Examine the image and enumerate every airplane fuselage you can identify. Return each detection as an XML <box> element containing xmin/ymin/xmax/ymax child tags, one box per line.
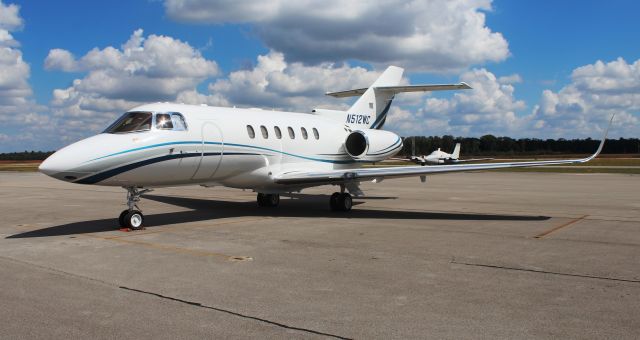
<box><xmin>40</xmin><ymin>103</ymin><xmax>401</xmax><ymax>193</ymax></box>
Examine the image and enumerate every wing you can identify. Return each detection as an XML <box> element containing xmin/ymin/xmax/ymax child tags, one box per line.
<box><xmin>274</xmin><ymin>115</ymin><xmax>613</xmax><ymax>186</ymax></box>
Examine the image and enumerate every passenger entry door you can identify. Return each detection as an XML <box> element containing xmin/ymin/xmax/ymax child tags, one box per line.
<box><xmin>192</xmin><ymin>121</ymin><xmax>223</xmax><ymax>180</ymax></box>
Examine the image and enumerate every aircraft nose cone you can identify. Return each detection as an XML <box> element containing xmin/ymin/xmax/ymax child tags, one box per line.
<box><xmin>39</xmin><ymin>149</ymin><xmax>90</xmax><ymax>182</ymax></box>
<box><xmin>39</xmin><ymin>152</ymin><xmax>66</xmax><ymax>177</ymax></box>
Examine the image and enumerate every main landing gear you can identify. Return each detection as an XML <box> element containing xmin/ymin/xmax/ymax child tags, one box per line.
<box><xmin>257</xmin><ymin>193</ymin><xmax>280</xmax><ymax>207</ymax></box>
<box><xmin>329</xmin><ymin>192</ymin><xmax>352</xmax><ymax>212</ymax></box>
<box><xmin>119</xmin><ymin>187</ymin><xmax>152</xmax><ymax>230</ymax></box>
<box><xmin>256</xmin><ymin>191</ymin><xmax>352</xmax><ymax>211</ymax></box>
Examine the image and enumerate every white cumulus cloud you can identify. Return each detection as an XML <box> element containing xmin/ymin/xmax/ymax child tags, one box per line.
<box><xmin>0</xmin><ymin>0</ymin><xmax>22</xmax><ymax>47</ymax></box>
<box><xmin>164</xmin><ymin>0</ymin><xmax>509</xmax><ymax>73</ymax></box>
<box><xmin>386</xmin><ymin>68</ymin><xmax>527</xmax><ymax>136</ymax></box>
<box><xmin>530</xmin><ymin>57</ymin><xmax>640</xmax><ymax>138</ymax></box>
<box><xmin>0</xmin><ymin>0</ymin><xmax>22</xmax><ymax>31</ymax></box>
<box><xmin>179</xmin><ymin>51</ymin><xmax>382</xmax><ymax>112</ymax></box>
<box><xmin>44</xmin><ymin>29</ymin><xmax>221</xmax><ymax>143</ymax></box>
<box><xmin>46</xmin><ymin>29</ymin><xmax>220</xmax><ymax>102</ymax></box>
<box><xmin>0</xmin><ymin>1</ymin><xmax>42</xmax><ymax>122</ymax></box>
<box><xmin>0</xmin><ymin>1</ymin><xmax>51</xmax><ymax>151</ymax></box>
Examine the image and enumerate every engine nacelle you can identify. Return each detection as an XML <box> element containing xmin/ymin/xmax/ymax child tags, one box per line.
<box><xmin>344</xmin><ymin>129</ymin><xmax>403</xmax><ymax>162</ymax></box>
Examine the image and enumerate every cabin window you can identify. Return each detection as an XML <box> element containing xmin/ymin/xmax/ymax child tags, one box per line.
<box><xmin>260</xmin><ymin>125</ymin><xmax>268</xmax><ymax>138</ymax></box>
<box><xmin>274</xmin><ymin>126</ymin><xmax>282</xmax><ymax>139</ymax></box>
<box><xmin>104</xmin><ymin>111</ymin><xmax>152</xmax><ymax>134</ymax></box>
<box><xmin>301</xmin><ymin>127</ymin><xmax>308</xmax><ymax>140</ymax></box>
<box><xmin>247</xmin><ymin>125</ymin><xmax>255</xmax><ymax>138</ymax></box>
<box><xmin>312</xmin><ymin>127</ymin><xmax>319</xmax><ymax>139</ymax></box>
<box><xmin>288</xmin><ymin>126</ymin><xmax>295</xmax><ymax>139</ymax></box>
<box><xmin>156</xmin><ymin>113</ymin><xmax>173</xmax><ymax>130</ymax></box>
<box><xmin>170</xmin><ymin>113</ymin><xmax>187</xmax><ymax>131</ymax></box>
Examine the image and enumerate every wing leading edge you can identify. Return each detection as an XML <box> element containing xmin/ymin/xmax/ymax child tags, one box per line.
<box><xmin>274</xmin><ymin>115</ymin><xmax>614</xmax><ymax>186</ymax></box>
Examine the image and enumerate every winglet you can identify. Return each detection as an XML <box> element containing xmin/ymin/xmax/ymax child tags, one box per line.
<box><xmin>581</xmin><ymin>113</ymin><xmax>615</xmax><ymax>162</ymax></box>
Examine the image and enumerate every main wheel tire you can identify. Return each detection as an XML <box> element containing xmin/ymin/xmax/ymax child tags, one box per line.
<box><xmin>125</xmin><ymin>210</ymin><xmax>144</xmax><ymax>230</ymax></box>
<box><xmin>329</xmin><ymin>192</ymin><xmax>340</xmax><ymax>211</ymax></box>
<box><xmin>267</xmin><ymin>194</ymin><xmax>280</xmax><ymax>207</ymax></box>
<box><xmin>338</xmin><ymin>193</ymin><xmax>353</xmax><ymax>212</ymax></box>
<box><xmin>118</xmin><ymin>210</ymin><xmax>129</xmax><ymax>227</ymax></box>
<box><xmin>257</xmin><ymin>193</ymin><xmax>267</xmax><ymax>207</ymax></box>
<box><xmin>257</xmin><ymin>193</ymin><xmax>280</xmax><ymax>207</ymax></box>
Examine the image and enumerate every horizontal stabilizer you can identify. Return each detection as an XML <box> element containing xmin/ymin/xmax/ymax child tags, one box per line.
<box><xmin>326</xmin><ymin>83</ymin><xmax>471</xmax><ymax>98</ymax></box>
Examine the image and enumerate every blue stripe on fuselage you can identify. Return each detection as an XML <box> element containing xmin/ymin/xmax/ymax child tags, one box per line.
<box><xmin>86</xmin><ymin>140</ymin><xmax>353</xmax><ymax>165</ymax></box>
<box><xmin>76</xmin><ymin>152</ymin><xmax>259</xmax><ymax>184</ymax></box>
<box><xmin>75</xmin><ymin>141</ymin><xmax>358</xmax><ymax>184</ymax></box>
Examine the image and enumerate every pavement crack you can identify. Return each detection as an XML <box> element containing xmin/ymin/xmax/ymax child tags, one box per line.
<box><xmin>119</xmin><ymin>286</ymin><xmax>352</xmax><ymax>340</ymax></box>
<box><xmin>451</xmin><ymin>260</ymin><xmax>640</xmax><ymax>284</ymax></box>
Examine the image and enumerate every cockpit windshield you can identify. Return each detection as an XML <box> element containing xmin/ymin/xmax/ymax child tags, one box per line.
<box><xmin>104</xmin><ymin>112</ymin><xmax>152</xmax><ymax>134</ymax></box>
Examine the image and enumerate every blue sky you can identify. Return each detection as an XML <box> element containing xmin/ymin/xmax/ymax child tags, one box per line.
<box><xmin>0</xmin><ymin>0</ymin><xmax>638</xmax><ymax>151</ymax></box>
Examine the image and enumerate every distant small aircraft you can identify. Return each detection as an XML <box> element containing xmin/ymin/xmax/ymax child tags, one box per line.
<box><xmin>398</xmin><ymin>140</ymin><xmax>493</xmax><ymax>165</ymax></box>
<box><xmin>39</xmin><ymin>66</ymin><xmax>612</xmax><ymax>230</ymax></box>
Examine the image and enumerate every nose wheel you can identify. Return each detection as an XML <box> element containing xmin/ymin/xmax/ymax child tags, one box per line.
<box><xmin>118</xmin><ymin>187</ymin><xmax>151</xmax><ymax>230</ymax></box>
<box><xmin>119</xmin><ymin>209</ymin><xmax>144</xmax><ymax>230</ymax></box>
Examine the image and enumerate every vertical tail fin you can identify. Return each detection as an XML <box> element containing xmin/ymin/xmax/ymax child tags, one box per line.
<box><xmin>451</xmin><ymin>143</ymin><xmax>461</xmax><ymax>159</ymax></box>
<box><xmin>345</xmin><ymin>66</ymin><xmax>404</xmax><ymax>130</ymax></box>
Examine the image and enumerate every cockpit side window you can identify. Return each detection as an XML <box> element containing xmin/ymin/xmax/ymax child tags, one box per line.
<box><xmin>156</xmin><ymin>113</ymin><xmax>173</xmax><ymax>130</ymax></box>
<box><xmin>170</xmin><ymin>113</ymin><xmax>187</xmax><ymax>131</ymax></box>
<box><xmin>104</xmin><ymin>112</ymin><xmax>152</xmax><ymax>134</ymax></box>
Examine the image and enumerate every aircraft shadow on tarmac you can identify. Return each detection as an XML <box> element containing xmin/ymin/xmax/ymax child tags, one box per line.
<box><xmin>7</xmin><ymin>194</ymin><xmax>550</xmax><ymax>238</ymax></box>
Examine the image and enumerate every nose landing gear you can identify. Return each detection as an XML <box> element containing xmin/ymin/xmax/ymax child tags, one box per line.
<box><xmin>119</xmin><ymin>187</ymin><xmax>152</xmax><ymax>230</ymax></box>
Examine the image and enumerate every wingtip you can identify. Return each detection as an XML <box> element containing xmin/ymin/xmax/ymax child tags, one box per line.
<box><xmin>459</xmin><ymin>82</ymin><xmax>472</xmax><ymax>89</ymax></box>
<box><xmin>585</xmin><ymin>113</ymin><xmax>615</xmax><ymax>162</ymax></box>
<box><xmin>603</xmin><ymin>113</ymin><xmax>615</xmax><ymax>140</ymax></box>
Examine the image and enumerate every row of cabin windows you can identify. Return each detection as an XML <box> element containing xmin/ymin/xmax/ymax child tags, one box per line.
<box><xmin>247</xmin><ymin>125</ymin><xmax>319</xmax><ymax>140</ymax></box>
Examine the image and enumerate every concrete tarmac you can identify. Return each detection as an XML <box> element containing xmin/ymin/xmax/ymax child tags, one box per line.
<box><xmin>0</xmin><ymin>172</ymin><xmax>639</xmax><ymax>339</ymax></box>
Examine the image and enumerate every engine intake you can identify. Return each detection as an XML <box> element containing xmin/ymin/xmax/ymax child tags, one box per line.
<box><xmin>345</xmin><ymin>131</ymin><xmax>368</xmax><ymax>158</ymax></box>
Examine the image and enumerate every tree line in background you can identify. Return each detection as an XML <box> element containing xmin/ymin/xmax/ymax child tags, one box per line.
<box><xmin>400</xmin><ymin>136</ymin><xmax>640</xmax><ymax>156</ymax></box>
<box><xmin>0</xmin><ymin>136</ymin><xmax>638</xmax><ymax>160</ymax></box>
<box><xmin>0</xmin><ymin>151</ymin><xmax>54</xmax><ymax>161</ymax></box>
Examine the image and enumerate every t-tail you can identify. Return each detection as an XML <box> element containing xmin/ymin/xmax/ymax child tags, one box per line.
<box><xmin>451</xmin><ymin>143</ymin><xmax>461</xmax><ymax>159</ymax></box>
<box><xmin>323</xmin><ymin>66</ymin><xmax>472</xmax><ymax>131</ymax></box>
<box><xmin>343</xmin><ymin>66</ymin><xmax>403</xmax><ymax>130</ymax></box>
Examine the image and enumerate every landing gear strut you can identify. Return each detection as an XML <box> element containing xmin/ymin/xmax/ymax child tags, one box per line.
<box><xmin>118</xmin><ymin>187</ymin><xmax>152</xmax><ymax>230</ymax></box>
<box><xmin>257</xmin><ymin>193</ymin><xmax>280</xmax><ymax>207</ymax></box>
<box><xmin>329</xmin><ymin>192</ymin><xmax>352</xmax><ymax>212</ymax></box>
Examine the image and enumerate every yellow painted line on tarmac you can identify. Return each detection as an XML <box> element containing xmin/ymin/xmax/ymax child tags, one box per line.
<box><xmin>77</xmin><ymin>217</ymin><xmax>266</xmax><ymax>261</ymax></box>
<box><xmin>534</xmin><ymin>215</ymin><xmax>588</xmax><ymax>239</ymax></box>
<box><xmin>81</xmin><ymin>233</ymin><xmax>252</xmax><ymax>261</ymax></box>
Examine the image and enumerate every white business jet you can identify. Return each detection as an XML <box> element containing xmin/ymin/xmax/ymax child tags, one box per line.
<box><xmin>39</xmin><ymin>66</ymin><xmax>611</xmax><ymax>230</ymax></box>
<box><xmin>399</xmin><ymin>141</ymin><xmax>493</xmax><ymax>165</ymax></box>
